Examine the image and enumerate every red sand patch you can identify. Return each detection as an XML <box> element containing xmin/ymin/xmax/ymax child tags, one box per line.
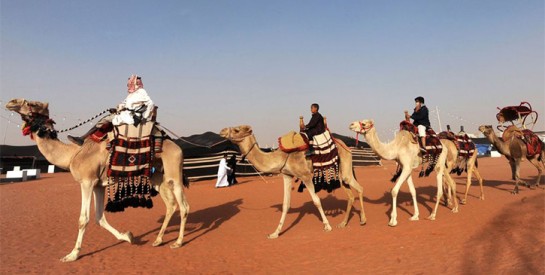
<box><xmin>1</xmin><ymin>157</ymin><xmax>543</xmax><ymax>273</ymax></box>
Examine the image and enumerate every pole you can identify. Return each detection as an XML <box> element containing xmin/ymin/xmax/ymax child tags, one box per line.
<box><xmin>436</xmin><ymin>106</ymin><xmax>443</xmax><ymax>132</ymax></box>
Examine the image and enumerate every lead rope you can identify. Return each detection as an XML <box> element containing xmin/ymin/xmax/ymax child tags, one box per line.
<box><xmin>57</xmin><ymin>109</ymin><xmax>110</xmax><ymax>133</ymax></box>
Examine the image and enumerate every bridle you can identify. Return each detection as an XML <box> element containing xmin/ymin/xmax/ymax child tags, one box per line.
<box><xmin>355</xmin><ymin>121</ymin><xmax>374</xmax><ymax>147</ymax></box>
<box><xmin>226</xmin><ymin>127</ymin><xmax>257</xmax><ymax>159</ymax></box>
<box><xmin>18</xmin><ymin>100</ymin><xmax>58</xmax><ymax>139</ymax></box>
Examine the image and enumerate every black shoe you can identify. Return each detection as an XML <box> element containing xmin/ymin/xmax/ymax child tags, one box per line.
<box><xmin>68</xmin><ymin>135</ymin><xmax>84</xmax><ymax>146</ymax></box>
<box><xmin>419</xmin><ymin>147</ymin><xmax>427</xmax><ymax>154</ymax></box>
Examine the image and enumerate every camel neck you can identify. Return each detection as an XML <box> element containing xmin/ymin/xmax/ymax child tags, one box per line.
<box><xmin>34</xmin><ymin>134</ymin><xmax>79</xmax><ymax>170</ymax></box>
<box><xmin>363</xmin><ymin>127</ymin><xmax>399</xmax><ymax>160</ymax></box>
<box><xmin>239</xmin><ymin>135</ymin><xmax>288</xmax><ymax>173</ymax></box>
<box><xmin>485</xmin><ymin>132</ymin><xmax>510</xmax><ymax>157</ymax></box>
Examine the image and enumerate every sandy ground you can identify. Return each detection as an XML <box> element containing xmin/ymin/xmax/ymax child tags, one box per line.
<box><xmin>1</xmin><ymin>157</ymin><xmax>544</xmax><ymax>274</ymax></box>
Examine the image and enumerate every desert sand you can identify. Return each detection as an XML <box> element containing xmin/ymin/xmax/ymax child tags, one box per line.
<box><xmin>1</xmin><ymin>157</ymin><xmax>544</xmax><ymax>274</ymax></box>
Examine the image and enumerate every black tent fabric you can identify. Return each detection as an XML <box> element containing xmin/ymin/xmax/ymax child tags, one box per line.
<box><xmin>1</xmin><ymin>132</ymin><xmax>381</xmax><ymax>181</ymax></box>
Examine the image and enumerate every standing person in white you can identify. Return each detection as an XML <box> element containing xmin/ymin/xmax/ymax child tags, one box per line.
<box><xmin>215</xmin><ymin>154</ymin><xmax>232</xmax><ymax>188</ymax></box>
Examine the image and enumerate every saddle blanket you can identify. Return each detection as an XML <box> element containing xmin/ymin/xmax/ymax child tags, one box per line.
<box><xmin>399</xmin><ymin>121</ymin><xmax>442</xmax><ymax>155</ymax></box>
<box><xmin>309</xmin><ymin>131</ymin><xmax>339</xmax><ymax>169</ymax></box>
<box><xmin>278</xmin><ymin>131</ymin><xmax>309</xmax><ymax>153</ymax></box>
<box><xmin>438</xmin><ymin>131</ymin><xmax>475</xmax><ymax>158</ymax></box>
<box><xmin>502</xmin><ymin>126</ymin><xmax>543</xmax><ymax>157</ymax></box>
<box><xmin>108</xmin><ymin>135</ymin><xmax>153</xmax><ymax>178</ymax></box>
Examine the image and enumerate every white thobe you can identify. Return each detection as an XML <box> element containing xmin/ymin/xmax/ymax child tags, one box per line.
<box><xmin>215</xmin><ymin>158</ymin><xmax>232</xmax><ymax>188</ymax></box>
<box><xmin>112</xmin><ymin>88</ymin><xmax>155</xmax><ymax>126</ymax></box>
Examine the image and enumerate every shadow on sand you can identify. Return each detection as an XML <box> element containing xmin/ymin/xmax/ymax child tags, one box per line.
<box><xmin>461</xmin><ymin>192</ymin><xmax>545</xmax><ymax>274</ymax></box>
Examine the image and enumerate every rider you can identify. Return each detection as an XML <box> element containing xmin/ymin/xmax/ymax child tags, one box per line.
<box><xmin>68</xmin><ymin>75</ymin><xmax>154</xmax><ymax>145</ymax></box>
<box><xmin>405</xmin><ymin>96</ymin><xmax>430</xmax><ymax>153</ymax></box>
<box><xmin>301</xmin><ymin>103</ymin><xmax>325</xmax><ymax>140</ymax></box>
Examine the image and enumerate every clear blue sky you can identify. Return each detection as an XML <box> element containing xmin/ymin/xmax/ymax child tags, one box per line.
<box><xmin>1</xmin><ymin>0</ymin><xmax>544</xmax><ymax>146</ymax></box>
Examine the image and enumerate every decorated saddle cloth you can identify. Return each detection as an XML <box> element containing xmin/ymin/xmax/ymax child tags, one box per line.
<box><xmin>278</xmin><ymin>131</ymin><xmax>309</xmax><ymax>153</ymax></box>
<box><xmin>105</xmin><ymin>122</ymin><xmax>158</xmax><ymax>213</ymax></box>
<box><xmin>296</xmin><ymin>130</ymin><xmax>341</xmax><ymax>193</ymax></box>
<box><xmin>399</xmin><ymin>121</ymin><xmax>442</xmax><ymax>155</ymax></box>
<box><xmin>502</xmin><ymin>126</ymin><xmax>543</xmax><ymax>157</ymax></box>
<box><xmin>438</xmin><ymin>130</ymin><xmax>475</xmax><ymax>158</ymax></box>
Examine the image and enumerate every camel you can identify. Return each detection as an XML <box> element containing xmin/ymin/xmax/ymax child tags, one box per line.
<box><xmin>219</xmin><ymin>125</ymin><xmax>366</xmax><ymax>238</ymax></box>
<box><xmin>349</xmin><ymin>119</ymin><xmax>459</xmax><ymax>227</ymax></box>
<box><xmin>438</xmin><ymin>130</ymin><xmax>485</xmax><ymax>205</ymax></box>
<box><xmin>445</xmin><ymin>144</ymin><xmax>484</xmax><ymax>205</ymax></box>
<box><xmin>478</xmin><ymin>125</ymin><xmax>544</xmax><ymax>194</ymax></box>
<box><xmin>5</xmin><ymin>98</ymin><xmax>189</xmax><ymax>262</ymax></box>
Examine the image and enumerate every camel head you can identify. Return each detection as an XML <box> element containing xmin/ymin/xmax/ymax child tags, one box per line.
<box><xmin>5</xmin><ymin>98</ymin><xmax>50</xmax><ymax>120</ymax></box>
<box><xmin>349</xmin><ymin>119</ymin><xmax>375</xmax><ymax>134</ymax></box>
<box><xmin>478</xmin><ymin>125</ymin><xmax>494</xmax><ymax>136</ymax></box>
<box><xmin>5</xmin><ymin>98</ymin><xmax>56</xmax><ymax>139</ymax></box>
<box><xmin>219</xmin><ymin>125</ymin><xmax>253</xmax><ymax>143</ymax></box>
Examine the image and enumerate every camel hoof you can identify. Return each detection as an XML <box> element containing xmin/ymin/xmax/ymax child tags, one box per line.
<box><xmin>360</xmin><ymin>218</ymin><xmax>367</xmax><ymax>226</ymax></box>
<box><xmin>480</xmin><ymin>196</ymin><xmax>485</xmax><ymax>200</ymax></box>
<box><xmin>152</xmin><ymin>239</ymin><xmax>163</xmax><ymax>247</ymax></box>
<box><xmin>267</xmin><ymin>233</ymin><xmax>279</xmax><ymax>239</ymax></box>
<box><xmin>388</xmin><ymin>221</ymin><xmax>397</xmax><ymax>227</ymax></box>
<box><xmin>124</xmin><ymin>231</ymin><xmax>134</xmax><ymax>244</ymax></box>
<box><xmin>324</xmin><ymin>224</ymin><xmax>332</xmax><ymax>232</ymax></box>
<box><xmin>60</xmin><ymin>252</ymin><xmax>78</xmax><ymax>263</ymax></box>
<box><xmin>337</xmin><ymin>222</ymin><xmax>348</xmax><ymax>229</ymax></box>
<box><xmin>451</xmin><ymin>208</ymin><xmax>459</xmax><ymax>213</ymax></box>
<box><xmin>409</xmin><ymin>216</ymin><xmax>419</xmax><ymax>221</ymax></box>
<box><xmin>511</xmin><ymin>190</ymin><xmax>519</xmax><ymax>195</ymax></box>
<box><xmin>427</xmin><ymin>215</ymin><xmax>436</xmax><ymax>221</ymax></box>
<box><xmin>460</xmin><ymin>199</ymin><xmax>467</xmax><ymax>205</ymax></box>
<box><xmin>170</xmin><ymin>242</ymin><xmax>182</xmax><ymax>249</ymax></box>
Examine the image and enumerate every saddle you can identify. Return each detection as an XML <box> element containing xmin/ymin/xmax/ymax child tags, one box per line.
<box><xmin>438</xmin><ymin>128</ymin><xmax>475</xmax><ymax>158</ymax></box>
<box><xmin>278</xmin><ymin>131</ymin><xmax>309</xmax><ymax>153</ymax></box>
<box><xmin>502</xmin><ymin>126</ymin><xmax>543</xmax><ymax>157</ymax></box>
<box><xmin>399</xmin><ymin>121</ymin><xmax>442</xmax><ymax>155</ymax></box>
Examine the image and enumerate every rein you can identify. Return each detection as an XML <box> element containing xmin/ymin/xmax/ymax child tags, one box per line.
<box><xmin>57</xmin><ymin>109</ymin><xmax>111</xmax><ymax>133</ymax></box>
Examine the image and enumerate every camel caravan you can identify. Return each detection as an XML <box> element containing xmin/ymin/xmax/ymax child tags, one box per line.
<box><xmin>5</xmin><ymin>75</ymin><xmax>544</xmax><ymax>261</ymax></box>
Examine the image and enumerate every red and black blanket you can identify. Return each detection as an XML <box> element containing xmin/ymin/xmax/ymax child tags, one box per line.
<box><xmin>521</xmin><ymin>129</ymin><xmax>543</xmax><ymax>158</ymax></box>
<box><xmin>105</xmin><ymin>135</ymin><xmax>157</xmax><ymax>212</ymax></box>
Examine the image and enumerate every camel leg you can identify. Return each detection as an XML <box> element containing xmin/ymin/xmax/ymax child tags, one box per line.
<box><xmin>513</xmin><ymin>159</ymin><xmax>522</xmax><ymax>194</ymax></box>
<box><xmin>444</xmin><ymin>173</ymin><xmax>458</xmax><ymax>213</ymax></box>
<box><xmin>428</xmin><ymin>169</ymin><xmax>445</xmax><ymax>221</ymax></box>
<box><xmin>346</xmin><ymin>176</ymin><xmax>367</xmax><ymax>226</ymax></box>
<box><xmin>509</xmin><ymin>159</ymin><xmax>517</xmax><ymax>181</ymax></box>
<box><xmin>473</xmin><ymin>167</ymin><xmax>485</xmax><ymax>200</ymax></box>
<box><xmin>406</xmin><ymin>175</ymin><xmax>420</xmax><ymax>221</ymax></box>
<box><xmin>461</xmin><ymin>166</ymin><xmax>472</xmax><ymax>205</ymax></box>
<box><xmin>337</xmin><ymin>183</ymin><xmax>354</xmax><ymax>228</ymax></box>
<box><xmin>529</xmin><ymin>158</ymin><xmax>543</xmax><ymax>188</ymax></box>
<box><xmin>303</xmin><ymin>176</ymin><xmax>332</xmax><ymax>233</ymax></box>
<box><xmin>389</xmin><ymin>168</ymin><xmax>412</xmax><ymax>227</ymax></box>
<box><xmin>60</xmin><ymin>180</ymin><xmax>95</xmax><ymax>262</ymax></box>
<box><xmin>169</xmin><ymin>179</ymin><xmax>189</xmax><ymax>249</ymax></box>
<box><xmin>268</xmin><ymin>174</ymin><xmax>293</xmax><ymax>239</ymax></box>
<box><xmin>152</xmin><ymin>182</ymin><xmax>178</xmax><ymax>247</ymax></box>
<box><xmin>93</xmin><ymin>186</ymin><xmax>134</xmax><ymax>243</ymax></box>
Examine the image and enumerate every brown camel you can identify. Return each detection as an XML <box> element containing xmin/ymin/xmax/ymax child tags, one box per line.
<box><xmin>5</xmin><ymin>98</ymin><xmax>189</xmax><ymax>262</ymax></box>
<box><xmin>349</xmin><ymin>119</ymin><xmax>459</xmax><ymax>227</ymax></box>
<box><xmin>219</xmin><ymin>125</ymin><xmax>366</xmax><ymax>238</ymax></box>
<box><xmin>478</xmin><ymin>125</ymin><xmax>544</xmax><ymax>194</ymax></box>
